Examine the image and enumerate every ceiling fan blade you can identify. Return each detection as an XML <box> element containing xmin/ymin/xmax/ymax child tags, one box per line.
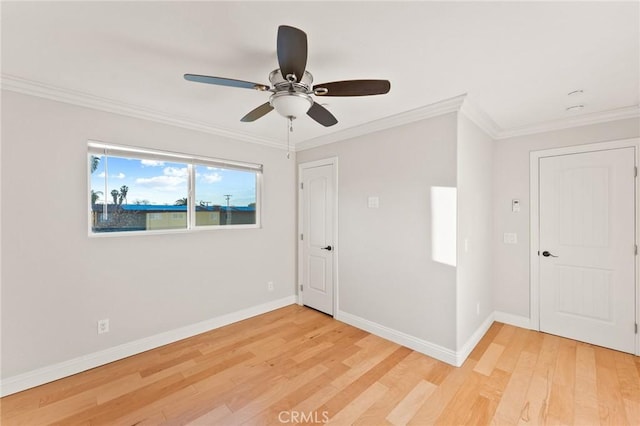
<box><xmin>307</xmin><ymin>102</ymin><xmax>338</xmax><ymax>127</ymax></box>
<box><xmin>184</xmin><ymin>74</ymin><xmax>270</xmax><ymax>91</ymax></box>
<box><xmin>313</xmin><ymin>80</ymin><xmax>391</xmax><ymax>97</ymax></box>
<box><xmin>277</xmin><ymin>25</ymin><xmax>308</xmax><ymax>82</ymax></box>
<box><xmin>241</xmin><ymin>102</ymin><xmax>274</xmax><ymax>122</ymax></box>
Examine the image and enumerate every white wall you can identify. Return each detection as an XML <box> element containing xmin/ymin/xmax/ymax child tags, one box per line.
<box><xmin>0</xmin><ymin>91</ymin><xmax>296</xmax><ymax>379</ymax></box>
<box><xmin>492</xmin><ymin>117</ymin><xmax>640</xmax><ymax>319</ymax></box>
<box><xmin>297</xmin><ymin>113</ymin><xmax>459</xmax><ymax>350</ymax></box>
<box><xmin>4</xmin><ymin>88</ymin><xmax>635</xmax><ymax>386</ymax></box>
<box><xmin>456</xmin><ymin>113</ymin><xmax>494</xmax><ymax>348</ymax></box>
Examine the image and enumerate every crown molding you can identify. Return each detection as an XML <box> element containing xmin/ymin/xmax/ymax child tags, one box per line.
<box><xmin>496</xmin><ymin>105</ymin><xmax>640</xmax><ymax>140</ymax></box>
<box><xmin>0</xmin><ymin>74</ymin><xmax>285</xmax><ymax>150</ymax></box>
<box><xmin>295</xmin><ymin>94</ymin><xmax>468</xmax><ymax>151</ymax></box>
<box><xmin>3</xmin><ymin>74</ymin><xmax>638</xmax><ymax>149</ymax></box>
<box><xmin>459</xmin><ymin>97</ymin><xmax>501</xmax><ymax>139</ymax></box>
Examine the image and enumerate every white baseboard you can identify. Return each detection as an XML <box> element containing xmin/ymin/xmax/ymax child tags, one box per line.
<box><xmin>335</xmin><ymin>310</ymin><xmax>459</xmax><ymax>366</ymax></box>
<box><xmin>336</xmin><ymin>310</ymin><xmax>529</xmax><ymax>368</ymax></box>
<box><xmin>455</xmin><ymin>312</ymin><xmax>496</xmax><ymax>366</ymax></box>
<box><xmin>0</xmin><ymin>295</ymin><xmax>297</xmax><ymax>397</ymax></box>
<box><xmin>1</xmin><ymin>303</ymin><xmax>534</xmax><ymax>397</ymax></box>
<box><xmin>494</xmin><ymin>311</ymin><xmax>532</xmax><ymax>330</ymax></box>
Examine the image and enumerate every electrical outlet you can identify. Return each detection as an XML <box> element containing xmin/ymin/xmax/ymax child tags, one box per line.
<box><xmin>267</xmin><ymin>281</ymin><xmax>274</xmax><ymax>292</ymax></box>
<box><xmin>97</xmin><ymin>318</ymin><xmax>109</xmax><ymax>334</ymax></box>
<box><xmin>503</xmin><ymin>233</ymin><xmax>518</xmax><ymax>244</ymax></box>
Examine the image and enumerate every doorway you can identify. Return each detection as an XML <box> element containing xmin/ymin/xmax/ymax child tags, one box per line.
<box><xmin>531</xmin><ymin>140</ymin><xmax>638</xmax><ymax>354</ymax></box>
<box><xmin>298</xmin><ymin>158</ymin><xmax>337</xmax><ymax>316</ymax></box>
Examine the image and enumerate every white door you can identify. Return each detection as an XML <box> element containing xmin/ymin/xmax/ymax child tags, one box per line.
<box><xmin>539</xmin><ymin>147</ymin><xmax>636</xmax><ymax>353</ymax></box>
<box><xmin>300</xmin><ymin>162</ymin><xmax>335</xmax><ymax>315</ymax></box>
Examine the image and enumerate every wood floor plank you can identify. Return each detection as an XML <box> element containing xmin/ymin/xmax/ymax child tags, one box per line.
<box><xmin>493</xmin><ymin>323</ymin><xmax>517</xmax><ymax>346</ymax></box>
<box><xmin>325</xmin><ymin>381</ymin><xmax>389</xmax><ymax>425</ymax></box>
<box><xmin>217</xmin><ymin>364</ymin><xmax>328</xmax><ymax>425</ymax></box>
<box><xmin>330</xmin><ymin>342</ymin><xmax>402</xmax><ymax>390</ymax></box>
<box><xmin>516</xmin><ymin>332</ymin><xmax>561</xmax><ymax>425</ymax></box>
<box><xmin>288</xmin><ymin>383</ymin><xmax>340</xmax><ymax>419</ymax></box>
<box><xmin>99</xmin><ymin>385</ymin><xmax>196</xmax><ymax>426</ymax></box>
<box><xmin>467</xmin><ymin>370</ymin><xmax>511</xmax><ymax>426</ymax></box>
<box><xmin>615</xmin><ymin>350</ymin><xmax>640</xmax><ymax>403</ymax></box>
<box><xmin>2</xmin><ymin>305</ymin><xmax>639</xmax><ymax>426</ymax></box>
<box><xmin>547</xmin><ymin>338</ymin><xmax>577</xmax><ymax>425</ymax></box>
<box><xmin>474</xmin><ymin>342</ymin><xmax>505</xmax><ymax>376</ymax></box>
<box><xmin>49</xmin><ymin>373</ymin><xmax>189</xmax><ymax>426</ymax></box>
<box><xmin>468</xmin><ymin>322</ymin><xmax>503</xmax><ymax>362</ymax></box>
<box><xmin>318</xmin><ymin>346</ymin><xmax>412</xmax><ymax>419</ymax></box>
<box><xmin>407</xmin><ymin>359</ymin><xmax>478</xmax><ymax>425</ymax></box>
<box><xmin>159</xmin><ymin>378</ymin><xmax>237</xmax><ymax>424</ymax></box>
<box><xmin>184</xmin><ymin>404</ymin><xmax>232</xmax><ymax>426</ymax></box>
<box><xmin>594</xmin><ymin>346</ymin><xmax>631</xmax><ymax>425</ymax></box>
<box><xmin>492</xmin><ymin>350</ymin><xmax>537</xmax><ymax>424</ymax></box>
<box><xmin>434</xmin><ymin>370</ymin><xmax>485</xmax><ymax>425</ymax></box>
<box><xmin>1</xmin><ymin>389</ymin><xmax>97</xmax><ymax>426</ymax></box>
<box><xmin>495</xmin><ymin>326</ymin><xmax>531</xmax><ymax>374</ymax></box>
<box><xmin>353</xmin><ymin>351</ymin><xmax>441</xmax><ymax>424</ymax></box>
<box><xmin>623</xmin><ymin>398</ymin><xmax>640</xmax><ymax>425</ymax></box>
<box><xmin>574</xmin><ymin>343</ymin><xmax>600</xmax><ymax>426</ymax></box>
<box><xmin>385</xmin><ymin>379</ymin><xmax>437</xmax><ymax>426</ymax></box>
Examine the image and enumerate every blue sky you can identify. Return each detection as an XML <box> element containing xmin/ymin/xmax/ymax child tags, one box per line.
<box><xmin>90</xmin><ymin>155</ymin><xmax>256</xmax><ymax>206</ymax></box>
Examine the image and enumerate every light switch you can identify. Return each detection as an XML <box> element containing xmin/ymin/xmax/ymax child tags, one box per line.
<box><xmin>368</xmin><ymin>196</ymin><xmax>379</xmax><ymax>209</ymax></box>
<box><xmin>512</xmin><ymin>199</ymin><xmax>521</xmax><ymax>213</ymax></box>
<box><xmin>503</xmin><ymin>233</ymin><xmax>518</xmax><ymax>244</ymax></box>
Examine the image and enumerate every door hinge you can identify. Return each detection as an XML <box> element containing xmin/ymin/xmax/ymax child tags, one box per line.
<box><xmin>636</xmin><ymin>244</ymin><xmax>638</xmax><ymax>255</ymax></box>
<box><xmin>300</xmin><ymin>182</ymin><xmax>304</xmax><ymax>189</ymax></box>
<box><xmin>635</xmin><ymin>323</ymin><xmax>638</xmax><ymax>334</ymax></box>
<box><xmin>300</xmin><ymin>233</ymin><xmax>304</xmax><ymax>241</ymax></box>
<box><xmin>635</xmin><ymin>166</ymin><xmax>638</xmax><ymax>177</ymax></box>
<box><xmin>300</xmin><ymin>285</ymin><xmax>303</xmax><ymax>291</ymax></box>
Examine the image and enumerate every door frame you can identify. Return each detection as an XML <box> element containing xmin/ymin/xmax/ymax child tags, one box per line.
<box><xmin>529</xmin><ymin>138</ymin><xmax>639</xmax><ymax>354</ymax></box>
<box><xmin>297</xmin><ymin>157</ymin><xmax>339</xmax><ymax>315</ymax></box>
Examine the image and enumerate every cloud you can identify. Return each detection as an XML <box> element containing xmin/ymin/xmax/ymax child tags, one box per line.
<box><xmin>97</xmin><ymin>172</ymin><xmax>126</xmax><ymax>179</ymax></box>
<box><xmin>135</xmin><ymin>175</ymin><xmax>185</xmax><ymax>186</ymax></box>
<box><xmin>141</xmin><ymin>159</ymin><xmax>165</xmax><ymax>167</ymax></box>
<box><xmin>135</xmin><ymin>166</ymin><xmax>188</xmax><ymax>190</ymax></box>
<box><xmin>201</xmin><ymin>172</ymin><xmax>223</xmax><ymax>183</ymax></box>
<box><xmin>163</xmin><ymin>167</ymin><xmax>188</xmax><ymax>177</ymax></box>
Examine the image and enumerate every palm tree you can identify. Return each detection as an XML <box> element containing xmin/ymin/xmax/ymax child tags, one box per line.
<box><xmin>175</xmin><ymin>197</ymin><xmax>188</xmax><ymax>206</ymax></box>
<box><xmin>91</xmin><ymin>190</ymin><xmax>103</xmax><ymax>205</ymax></box>
<box><xmin>119</xmin><ymin>185</ymin><xmax>129</xmax><ymax>205</ymax></box>
<box><xmin>111</xmin><ymin>190</ymin><xmax>119</xmax><ymax>205</ymax></box>
<box><xmin>90</xmin><ymin>155</ymin><xmax>100</xmax><ymax>173</ymax></box>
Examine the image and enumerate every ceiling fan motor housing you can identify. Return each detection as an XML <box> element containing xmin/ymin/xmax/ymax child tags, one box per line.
<box><xmin>269</xmin><ymin>69</ymin><xmax>314</xmax><ymax>118</ymax></box>
<box><xmin>269</xmin><ymin>69</ymin><xmax>313</xmax><ymax>92</ymax></box>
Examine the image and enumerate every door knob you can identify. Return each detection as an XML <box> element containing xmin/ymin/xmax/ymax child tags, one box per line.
<box><xmin>542</xmin><ymin>250</ymin><xmax>558</xmax><ymax>257</ymax></box>
<box><xmin>321</xmin><ymin>245</ymin><xmax>332</xmax><ymax>251</ymax></box>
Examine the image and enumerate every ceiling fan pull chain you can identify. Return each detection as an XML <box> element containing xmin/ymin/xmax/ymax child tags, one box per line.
<box><xmin>286</xmin><ymin>117</ymin><xmax>293</xmax><ymax>159</ymax></box>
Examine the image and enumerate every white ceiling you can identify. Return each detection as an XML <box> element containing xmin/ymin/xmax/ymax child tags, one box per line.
<box><xmin>2</xmin><ymin>1</ymin><xmax>639</xmax><ymax>147</ymax></box>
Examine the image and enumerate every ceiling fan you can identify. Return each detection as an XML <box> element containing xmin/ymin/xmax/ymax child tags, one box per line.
<box><xmin>184</xmin><ymin>25</ymin><xmax>391</xmax><ymax>127</ymax></box>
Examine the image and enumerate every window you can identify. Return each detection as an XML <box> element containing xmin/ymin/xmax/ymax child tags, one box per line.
<box><xmin>88</xmin><ymin>142</ymin><xmax>261</xmax><ymax>235</ymax></box>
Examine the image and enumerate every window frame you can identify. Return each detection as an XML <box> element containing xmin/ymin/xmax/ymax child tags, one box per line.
<box><xmin>88</xmin><ymin>141</ymin><xmax>262</xmax><ymax>237</ymax></box>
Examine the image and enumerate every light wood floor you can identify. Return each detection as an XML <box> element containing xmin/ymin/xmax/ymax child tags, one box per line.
<box><xmin>2</xmin><ymin>305</ymin><xmax>639</xmax><ymax>425</ymax></box>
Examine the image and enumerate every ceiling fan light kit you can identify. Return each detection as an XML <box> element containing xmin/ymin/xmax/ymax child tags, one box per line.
<box><xmin>184</xmin><ymin>25</ymin><xmax>391</xmax><ymax>128</ymax></box>
<box><xmin>270</xmin><ymin>92</ymin><xmax>313</xmax><ymax>119</ymax></box>
<box><xmin>268</xmin><ymin>69</ymin><xmax>314</xmax><ymax>119</ymax></box>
